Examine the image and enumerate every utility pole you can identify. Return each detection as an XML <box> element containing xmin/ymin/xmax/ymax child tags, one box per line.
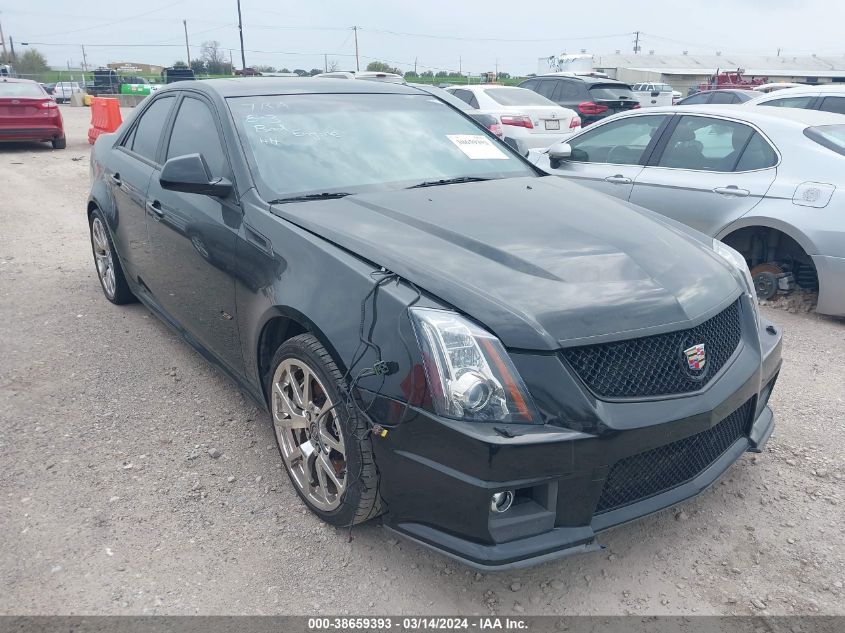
<box><xmin>353</xmin><ymin>26</ymin><xmax>359</xmax><ymax>71</ymax></box>
<box><xmin>0</xmin><ymin>16</ymin><xmax>8</xmax><ymax>61</ymax></box>
<box><xmin>9</xmin><ymin>35</ymin><xmax>15</xmax><ymax>62</ymax></box>
<box><xmin>236</xmin><ymin>0</ymin><xmax>246</xmax><ymax>70</ymax></box>
<box><xmin>633</xmin><ymin>30</ymin><xmax>640</xmax><ymax>54</ymax></box>
<box><xmin>777</xmin><ymin>47</ymin><xmax>781</xmax><ymax>57</ymax></box>
<box><xmin>459</xmin><ymin>56</ymin><xmax>462</xmax><ymax>75</ymax></box>
<box><xmin>228</xmin><ymin>49</ymin><xmax>233</xmax><ymax>73</ymax></box>
<box><xmin>414</xmin><ymin>57</ymin><xmax>417</xmax><ymax>74</ymax></box>
<box><xmin>324</xmin><ymin>53</ymin><xmax>327</xmax><ymax>72</ymax></box>
<box><xmin>81</xmin><ymin>44</ymin><xmax>88</xmax><ymax>72</ymax></box>
<box><xmin>183</xmin><ymin>20</ymin><xmax>191</xmax><ymax>65</ymax></box>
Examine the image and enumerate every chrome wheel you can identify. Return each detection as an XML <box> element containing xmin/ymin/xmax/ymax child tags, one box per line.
<box><xmin>91</xmin><ymin>217</ymin><xmax>116</xmax><ymax>298</ymax></box>
<box><xmin>272</xmin><ymin>358</ymin><xmax>347</xmax><ymax>511</ymax></box>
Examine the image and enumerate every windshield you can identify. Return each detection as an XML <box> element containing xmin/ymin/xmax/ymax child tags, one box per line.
<box><xmin>804</xmin><ymin>125</ymin><xmax>845</xmax><ymax>157</ymax></box>
<box><xmin>589</xmin><ymin>84</ymin><xmax>634</xmax><ymax>100</ymax></box>
<box><xmin>0</xmin><ymin>82</ymin><xmax>45</xmax><ymax>97</ymax></box>
<box><xmin>229</xmin><ymin>93</ymin><xmax>534</xmax><ymax>199</ymax></box>
<box><xmin>483</xmin><ymin>88</ymin><xmax>555</xmax><ymax>106</ymax></box>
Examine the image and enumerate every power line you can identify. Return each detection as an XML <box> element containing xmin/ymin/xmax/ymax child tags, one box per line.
<box><xmin>30</xmin><ymin>1</ymin><xmax>187</xmax><ymax>39</ymax></box>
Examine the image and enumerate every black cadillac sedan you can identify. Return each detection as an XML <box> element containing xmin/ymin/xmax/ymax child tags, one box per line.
<box><xmin>87</xmin><ymin>78</ymin><xmax>782</xmax><ymax>570</ymax></box>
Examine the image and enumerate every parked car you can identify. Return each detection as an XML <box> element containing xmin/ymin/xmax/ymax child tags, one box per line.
<box><xmin>744</xmin><ymin>85</ymin><xmax>845</xmax><ymax>115</ymax></box>
<box><xmin>518</xmin><ymin>75</ymin><xmax>639</xmax><ymax>125</ymax></box>
<box><xmin>313</xmin><ymin>70</ymin><xmax>406</xmax><ymax>84</ymax></box>
<box><xmin>87</xmin><ymin>78</ymin><xmax>781</xmax><ymax>569</ymax></box>
<box><xmin>445</xmin><ymin>84</ymin><xmax>580</xmax><ymax>153</ymax></box>
<box><xmin>753</xmin><ymin>82</ymin><xmax>805</xmax><ymax>93</ymax></box>
<box><xmin>408</xmin><ymin>83</ymin><xmax>504</xmax><ymax>139</ymax></box>
<box><xmin>0</xmin><ymin>78</ymin><xmax>66</xmax><ymax>148</ymax></box>
<box><xmin>53</xmin><ymin>81</ymin><xmax>82</xmax><ymax>103</ymax></box>
<box><xmin>40</xmin><ymin>82</ymin><xmax>55</xmax><ymax>96</ymax></box>
<box><xmin>632</xmin><ymin>82</ymin><xmax>674</xmax><ymax>108</ymax></box>
<box><xmin>530</xmin><ymin>105</ymin><xmax>845</xmax><ymax>317</ymax></box>
<box><xmin>676</xmin><ymin>89</ymin><xmax>758</xmax><ymax>105</ymax></box>
<box><xmin>161</xmin><ymin>67</ymin><xmax>196</xmax><ymax>84</ymax></box>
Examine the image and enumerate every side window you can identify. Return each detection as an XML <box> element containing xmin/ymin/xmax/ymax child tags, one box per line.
<box><xmin>710</xmin><ymin>91</ymin><xmax>736</xmax><ymax>104</ymax></box>
<box><xmin>533</xmin><ymin>79</ymin><xmax>557</xmax><ymax>100</ymax></box>
<box><xmin>680</xmin><ymin>92</ymin><xmax>710</xmax><ymax>105</ymax></box>
<box><xmin>166</xmin><ymin>97</ymin><xmax>228</xmax><ymax>176</ymax></box>
<box><xmin>126</xmin><ymin>96</ymin><xmax>175</xmax><ymax>162</ymax></box>
<box><xmin>658</xmin><ymin>116</ymin><xmax>754</xmax><ymax>172</ymax></box>
<box><xmin>520</xmin><ymin>79</ymin><xmax>538</xmax><ymax>91</ymax></box>
<box><xmin>450</xmin><ymin>89</ymin><xmax>474</xmax><ymax>107</ymax></box>
<box><xmin>734</xmin><ymin>132</ymin><xmax>778</xmax><ymax>171</ymax></box>
<box><xmin>558</xmin><ymin>81</ymin><xmax>583</xmax><ymax>100</ymax></box>
<box><xmin>761</xmin><ymin>95</ymin><xmax>816</xmax><ymax>109</ymax></box>
<box><xmin>568</xmin><ymin>116</ymin><xmax>666</xmax><ymax>164</ymax></box>
<box><xmin>819</xmin><ymin>96</ymin><xmax>845</xmax><ymax>115</ymax></box>
<box><xmin>467</xmin><ymin>93</ymin><xmax>480</xmax><ymax>109</ymax></box>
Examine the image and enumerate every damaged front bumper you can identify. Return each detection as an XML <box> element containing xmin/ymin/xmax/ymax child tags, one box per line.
<box><xmin>374</xmin><ymin>315</ymin><xmax>782</xmax><ymax>570</ymax></box>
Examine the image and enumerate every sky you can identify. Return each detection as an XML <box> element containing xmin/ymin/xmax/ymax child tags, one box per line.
<box><xmin>3</xmin><ymin>0</ymin><xmax>844</xmax><ymax>76</ymax></box>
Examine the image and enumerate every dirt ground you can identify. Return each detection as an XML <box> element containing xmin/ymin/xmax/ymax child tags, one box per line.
<box><xmin>1</xmin><ymin>106</ymin><xmax>843</xmax><ymax>616</ymax></box>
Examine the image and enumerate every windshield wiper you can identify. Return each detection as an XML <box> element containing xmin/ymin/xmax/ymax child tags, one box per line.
<box><xmin>269</xmin><ymin>192</ymin><xmax>353</xmax><ymax>204</ymax></box>
<box><xmin>407</xmin><ymin>176</ymin><xmax>491</xmax><ymax>189</ymax></box>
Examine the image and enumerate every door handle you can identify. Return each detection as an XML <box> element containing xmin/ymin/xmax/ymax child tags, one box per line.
<box><xmin>146</xmin><ymin>200</ymin><xmax>165</xmax><ymax>219</ymax></box>
<box><xmin>604</xmin><ymin>175</ymin><xmax>632</xmax><ymax>185</ymax></box>
<box><xmin>109</xmin><ymin>173</ymin><xmax>122</xmax><ymax>187</ymax></box>
<box><xmin>713</xmin><ymin>186</ymin><xmax>750</xmax><ymax>197</ymax></box>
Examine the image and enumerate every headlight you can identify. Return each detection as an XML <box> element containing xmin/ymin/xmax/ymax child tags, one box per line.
<box><xmin>713</xmin><ymin>239</ymin><xmax>760</xmax><ymax>324</ymax></box>
<box><xmin>410</xmin><ymin>308</ymin><xmax>540</xmax><ymax>423</ymax></box>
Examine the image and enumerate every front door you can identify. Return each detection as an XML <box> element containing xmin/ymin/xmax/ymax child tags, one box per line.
<box><xmin>629</xmin><ymin>114</ymin><xmax>778</xmax><ymax>235</ymax></box>
<box><xmin>537</xmin><ymin>114</ymin><xmax>669</xmax><ymax>201</ymax></box>
<box><xmin>144</xmin><ymin>94</ymin><xmax>244</xmax><ymax>374</ymax></box>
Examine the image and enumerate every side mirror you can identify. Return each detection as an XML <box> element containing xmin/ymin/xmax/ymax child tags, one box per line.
<box><xmin>548</xmin><ymin>141</ymin><xmax>572</xmax><ymax>160</ymax></box>
<box><xmin>160</xmin><ymin>153</ymin><xmax>232</xmax><ymax>197</ymax></box>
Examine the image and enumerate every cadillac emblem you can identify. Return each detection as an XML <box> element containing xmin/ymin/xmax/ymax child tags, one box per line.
<box><xmin>683</xmin><ymin>343</ymin><xmax>706</xmax><ymax>371</ymax></box>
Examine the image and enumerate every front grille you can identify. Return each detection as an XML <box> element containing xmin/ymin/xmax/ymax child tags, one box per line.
<box><xmin>562</xmin><ymin>300</ymin><xmax>742</xmax><ymax>399</ymax></box>
<box><xmin>595</xmin><ymin>399</ymin><xmax>754</xmax><ymax>514</ymax></box>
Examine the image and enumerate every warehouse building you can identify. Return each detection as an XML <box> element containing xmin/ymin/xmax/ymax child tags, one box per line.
<box><xmin>587</xmin><ymin>53</ymin><xmax>845</xmax><ymax>95</ymax></box>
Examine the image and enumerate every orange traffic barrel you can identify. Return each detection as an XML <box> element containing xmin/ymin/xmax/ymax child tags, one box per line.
<box><xmin>88</xmin><ymin>98</ymin><xmax>123</xmax><ymax>144</ymax></box>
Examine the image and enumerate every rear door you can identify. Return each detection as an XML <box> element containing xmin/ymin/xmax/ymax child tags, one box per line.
<box><xmin>106</xmin><ymin>94</ymin><xmax>177</xmax><ymax>279</ymax></box>
<box><xmin>538</xmin><ymin>114</ymin><xmax>669</xmax><ymax>200</ymax></box>
<box><xmin>144</xmin><ymin>93</ymin><xmax>244</xmax><ymax>373</ymax></box>
<box><xmin>817</xmin><ymin>95</ymin><xmax>845</xmax><ymax>115</ymax></box>
<box><xmin>629</xmin><ymin>114</ymin><xmax>778</xmax><ymax>235</ymax></box>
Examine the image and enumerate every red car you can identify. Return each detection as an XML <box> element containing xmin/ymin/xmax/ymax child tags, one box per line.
<box><xmin>0</xmin><ymin>78</ymin><xmax>66</xmax><ymax>149</ymax></box>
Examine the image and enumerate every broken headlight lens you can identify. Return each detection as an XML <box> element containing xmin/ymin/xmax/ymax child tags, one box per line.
<box><xmin>410</xmin><ymin>308</ymin><xmax>540</xmax><ymax>423</ymax></box>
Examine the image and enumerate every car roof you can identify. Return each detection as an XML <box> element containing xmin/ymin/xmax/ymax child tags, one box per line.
<box><xmin>633</xmin><ymin>104</ymin><xmax>845</xmax><ymax>126</ymax></box>
<box><xmin>751</xmin><ymin>84</ymin><xmax>845</xmax><ymax>99</ymax></box>
<box><xmin>536</xmin><ymin>75</ymin><xmax>628</xmax><ymax>85</ymax></box>
<box><xmin>0</xmin><ymin>77</ymin><xmax>38</xmax><ymax>84</ymax></box>
<box><xmin>460</xmin><ymin>84</ymin><xmax>529</xmax><ymax>93</ymax></box>
<box><xmin>158</xmin><ymin>77</ymin><xmax>421</xmax><ymax>97</ymax></box>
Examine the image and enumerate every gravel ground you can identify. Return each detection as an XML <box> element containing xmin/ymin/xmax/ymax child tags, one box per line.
<box><xmin>1</xmin><ymin>106</ymin><xmax>843</xmax><ymax>616</ymax></box>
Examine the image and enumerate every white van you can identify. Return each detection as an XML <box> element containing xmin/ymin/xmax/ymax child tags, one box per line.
<box><xmin>632</xmin><ymin>82</ymin><xmax>674</xmax><ymax>107</ymax></box>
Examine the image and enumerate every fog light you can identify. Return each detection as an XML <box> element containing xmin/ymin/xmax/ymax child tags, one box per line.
<box><xmin>491</xmin><ymin>490</ymin><xmax>514</xmax><ymax>513</ymax></box>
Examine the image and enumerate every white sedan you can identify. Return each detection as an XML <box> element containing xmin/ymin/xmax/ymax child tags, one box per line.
<box><xmin>445</xmin><ymin>85</ymin><xmax>580</xmax><ymax>154</ymax></box>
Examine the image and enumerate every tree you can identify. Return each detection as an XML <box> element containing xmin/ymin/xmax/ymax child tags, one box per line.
<box><xmin>17</xmin><ymin>48</ymin><xmax>49</xmax><ymax>75</ymax></box>
<box><xmin>201</xmin><ymin>40</ymin><xmax>228</xmax><ymax>75</ymax></box>
<box><xmin>309</xmin><ymin>68</ymin><xmax>322</xmax><ymax>76</ymax></box>
<box><xmin>293</xmin><ymin>69</ymin><xmax>307</xmax><ymax>76</ymax></box>
<box><xmin>256</xmin><ymin>65</ymin><xmax>276</xmax><ymax>73</ymax></box>
<box><xmin>281</xmin><ymin>68</ymin><xmax>291</xmax><ymax>73</ymax></box>
<box><xmin>435</xmin><ymin>70</ymin><xmax>448</xmax><ymax>78</ymax></box>
<box><xmin>190</xmin><ymin>59</ymin><xmax>207</xmax><ymax>75</ymax></box>
<box><xmin>404</xmin><ymin>70</ymin><xmax>418</xmax><ymax>79</ymax></box>
<box><xmin>327</xmin><ymin>59</ymin><xmax>340</xmax><ymax>72</ymax></box>
<box><xmin>172</xmin><ymin>60</ymin><xmax>188</xmax><ymax>68</ymax></box>
<box><xmin>366</xmin><ymin>60</ymin><xmax>401</xmax><ymax>74</ymax></box>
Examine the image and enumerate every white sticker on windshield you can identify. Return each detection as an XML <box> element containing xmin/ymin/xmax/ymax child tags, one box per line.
<box><xmin>446</xmin><ymin>134</ymin><xmax>508</xmax><ymax>160</ymax></box>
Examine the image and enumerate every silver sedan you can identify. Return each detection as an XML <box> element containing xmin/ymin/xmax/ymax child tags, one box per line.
<box><xmin>530</xmin><ymin>105</ymin><xmax>845</xmax><ymax>317</ymax></box>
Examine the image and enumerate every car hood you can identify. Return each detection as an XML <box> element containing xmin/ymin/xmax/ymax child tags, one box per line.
<box><xmin>270</xmin><ymin>176</ymin><xmax>741</xmax><ymax>350</ymax></box>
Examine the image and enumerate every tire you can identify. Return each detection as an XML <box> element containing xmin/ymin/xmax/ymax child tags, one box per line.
<box><xmin>52</xmin><ymin>136</ymin><xmax>67</xmax><ymax>150</ymax></box>
<box><xmin>267</xmin><ymin>333</ymin><xmax>382</xmax><ymax>526</ymax></box>
<box><xmin>89</xmin><ymin>208</ymin><xmax>136</xmax><ymax>305</ymax></box>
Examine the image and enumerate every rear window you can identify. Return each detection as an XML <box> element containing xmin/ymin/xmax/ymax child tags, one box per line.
<box><xmin>804</xmin><ymin>125</ymin><xmax>845</xmax><ymax>156</ymax></box>
<box><xmin>588</xmin><ymin>83</ymin><xmax>633</xmax><ymax>100</ymax></box>
<box><xmin>0</xmin><ymin>82</ymin><xmax>45</xmax><ymax>97</ymax></box>
<box><xmin>483</xmin><ymin>88</ymin><xmax>555</xmax><ymax>106</ymax></box>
